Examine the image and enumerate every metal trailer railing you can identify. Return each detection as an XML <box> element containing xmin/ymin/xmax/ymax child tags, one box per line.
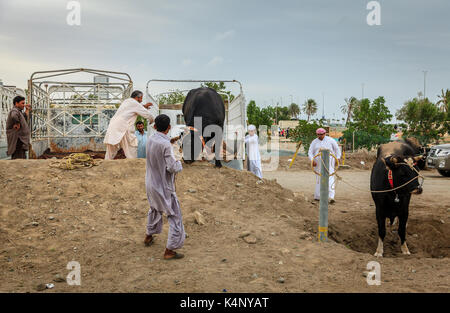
<box><xmin>28</xmin><ymin>68</ymin><xmax>133</xmax><ymax>157</ymax></box>
<box><xmin>145</xmin><ymin>79</ymin><xmax>247</xmax><ymax>163</ymax></box>
<box><xmin>0</xmin><ymin>85</ymin><xmax>26</xmax><ymax>159</ymax></box>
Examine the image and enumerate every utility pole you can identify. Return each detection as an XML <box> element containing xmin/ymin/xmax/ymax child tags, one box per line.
<box><xmin>322</xmin><ymin>92</ymin><xmax>325</xmax><ymax>120</ymax></box>
<box><xmin>422</xmin><ymin>70</ymin><xmax>427</xmax><ymax>99</ymax></box>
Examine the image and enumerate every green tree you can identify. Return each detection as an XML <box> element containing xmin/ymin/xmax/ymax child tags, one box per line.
<box><xmin>303</xmin><ymin>98</ymin><xmax>318</xmax><ymax>122</ymax></box>
<box><xmin>246</xmin><ymin>100</ymin><xmax>275</xmax><ymax>130</ymax></box>
<box><xmin>274</xmin><ymin>106</ymin><xmax>290</xmax><ymax>121</ymax></box>
<box><xmin>396</xmin><ymin>96</ymin><xmax>445</xmax><ymax>145</ymax></box>
<box><xmin>437</xmin><ymin>88</ymin><xmax>450</xmax><ymax>113</ymax></box>
<box><xmin>157</xmin><ymin>89</ymin><xmax>186</xmax><ymax>105</ymax></box>
<box><xmin>289</xmin><ymin>120</ymin><xmax>324</xmax><ymax>152</ymax></box>
<box><xmin>340</xmin><ymin>96</ymin><xmax>359</xmax><ymax>126</ymax></box>
<box><xmin>342</xmin><ymin>97</ymin><xmax>393</xmax><ymax>150</ymax></box>
<box><xmin>288</xmin><ymin>102</ymin><xmax>300</xmax><ymax>119</ymax></box>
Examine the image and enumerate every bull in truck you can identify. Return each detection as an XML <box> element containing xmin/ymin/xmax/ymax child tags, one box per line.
<box><xmin>370</xmin><ymin>139</ymin><xmax>424</xmax><ymax>257</ymax></box>
<box><xmin>181</xmin><ymin>87</ymin><xmax>226</xmax><ymax>168</ymax></box>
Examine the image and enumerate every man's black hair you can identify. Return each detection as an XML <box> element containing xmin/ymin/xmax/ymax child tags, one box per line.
<box><xmin>155</xmin><ymin>114</ymin><xmax>171</xmax><ymax>132</ymax></box>
<box><xmin>136</xmin><ymin>120</ymin><xmax>144</xmax><ymax>126</ymax></box>
<box><xmin>13</xmin><ymin>96</ymin><xmax>25</xmax><ymax>105</ymax></box>
<box><xmin>131</xmin><ymin>90</ymin><xmax>143</xmax><ymax>99</ymax></box>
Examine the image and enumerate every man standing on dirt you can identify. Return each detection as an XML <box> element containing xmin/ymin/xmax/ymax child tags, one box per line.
<box><xmin>308</xmin><ymin>128</ymin><xmax>341</xmax><ymax>203</ymax></box>
<box><xmin>103</xmin><ymin>90</ymin><xmax>154</xmax><ymax>159</ymax></box>
<box><xmin>135</xmin><ymin>120</ymin><xmax>147</xmax><ymax>158</ymax></box>
<box><xmin>6</xmin><ymin>96</ymin><xmax>31</xmax><ymax>159</ymax></box>
<box><xmin>144</xmin><ymin>114</ymin><xmax>185</xmax><ymax>260</ymax></box>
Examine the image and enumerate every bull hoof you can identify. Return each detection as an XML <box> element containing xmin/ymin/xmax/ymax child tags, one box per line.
<box><xmin>401</xmin><ymin>243</ymin><xmax>411</xmax><ymax>255</ymax></box>
<box><xmin>374</xmin><ymin>252</ymin><xmax>383</xmax><ymax>258</ymax></box>
<box><xmin>215</xmin><ymin>160</ymin><xmax>222</xmax><ymax>168</ymax></box>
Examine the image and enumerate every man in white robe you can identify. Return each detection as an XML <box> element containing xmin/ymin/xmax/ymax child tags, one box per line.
<box><xmin>245</xmin><ymin>124</ymin><xmax>262</xmax><ymax>179</ymax></box>
<box><xmin>144</xmin><ymin>114</ymin><xmax>185</xmax><ymax>260</ymax></box>
<box><xmin>103</xmin><ymin>90</ymin><xmax>154</xmax><ymax>159</ymax></box>
<box><xmin>308</xmin><ymin>128</ymin><xmax>341</xmax><ymax>203</ymax></box>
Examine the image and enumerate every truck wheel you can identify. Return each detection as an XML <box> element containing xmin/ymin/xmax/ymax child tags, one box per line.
<box><xmin>438</xmin><ymin>170</ymin><xmax>450</xmax><ymax>177</ymax></box>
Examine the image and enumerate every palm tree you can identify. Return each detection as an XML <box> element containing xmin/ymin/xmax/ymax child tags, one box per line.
<box><xmin>340</xmin><ymin>96</ymin><xmax>358</xmax><ymax>126</ymax></box>
<box><xmin>437</xmin><ymin>89</ymin><xmax>450</xmax><ymax>113</ymax></box>
<box><xmin>303</xmin><ymin>98</ymin><xmax>318</xmax><ymax>122</ymax></box>
<box><xmin>288</xmin><ymin>102</ymin><xmax>300</xmax><ymax>119</ymax></box>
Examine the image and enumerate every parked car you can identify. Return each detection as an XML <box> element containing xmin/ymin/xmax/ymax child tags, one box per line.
<box><xmin>427</xmin><ymin>143</ymin><xmax>450</xmax><ymax>177</ymax></box>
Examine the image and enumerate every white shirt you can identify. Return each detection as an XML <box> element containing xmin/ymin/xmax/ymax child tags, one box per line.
<box><xmin>245</xmin><ymin>134</ymin><xmax>261</xmax><ymax>161</ymax></box>
<box><xmin>104</xmin><ymin>98</ymin><xmax>154</xmax><ymax>146</ymax></box>
<box><xmin>308</xmin><ymin>136</ymin><xmax>341</xmax><ymax>162</ymax></box>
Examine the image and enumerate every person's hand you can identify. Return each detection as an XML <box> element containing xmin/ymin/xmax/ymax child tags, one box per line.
<box><xmin>13</xmin><ymin>123</ymin><xmax>21</xmax><ymax>130</ymax></box>
<box><xmin>312</xmin><ymin>160</ymin><xmax>317</xmax><ymax>167</ymax></box>
<box><xmin>144</xmin><ymin>102</ymin><xmax>153</xmax><ymax>109</ymax></box>
<box><xmin>170</xmin><ymin>136</ymin><xmax>181</xmax><ymax>144</ymax></box>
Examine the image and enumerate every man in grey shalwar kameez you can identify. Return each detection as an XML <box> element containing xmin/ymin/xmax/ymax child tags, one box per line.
<box><xmin>144</xmin><ymin>114</ymin><xmax>185</xmax><ymax>260</ymax></box>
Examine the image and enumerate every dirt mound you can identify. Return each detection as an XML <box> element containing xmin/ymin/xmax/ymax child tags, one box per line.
<box><xmin>274</xmin><ymin>150</ymin><xmax>377</xmax><ymax>171</ymax></box>
<box><xmin>0</xmin><ymin>159</ymin><xmax>448</xmax><ymax>292</ymax></box>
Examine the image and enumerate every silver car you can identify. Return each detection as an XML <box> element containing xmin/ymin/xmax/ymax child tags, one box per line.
<box><xmin>427</xmin><ymin>144</ymin><xmax>450</xmax><ymax>177</ymax></box>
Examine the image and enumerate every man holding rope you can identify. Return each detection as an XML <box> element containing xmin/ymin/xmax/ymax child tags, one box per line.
<box><xmin>308</xmin><ymin>128</ymin><xmax>341</xmax><ymax>203</ymax></box>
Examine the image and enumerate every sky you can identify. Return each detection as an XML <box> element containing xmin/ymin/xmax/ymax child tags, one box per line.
<box><xmin>1</xmin><ymin>0</ymin><xmax>449</xmax><ymax>122</ymax></box>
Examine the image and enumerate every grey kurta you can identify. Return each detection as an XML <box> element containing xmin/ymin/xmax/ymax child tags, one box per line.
<box><xmin>6</xmin><ymin>107</ymin><xmax>30</xmax><ymax>156</ymax></box>
<box><xmin>145</xmin><ymin>131</ymin><xmax>185</xmax><ymax>250</ymax></box>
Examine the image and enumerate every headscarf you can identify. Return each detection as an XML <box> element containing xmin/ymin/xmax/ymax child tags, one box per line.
<box><xmin>316</xmin><ymin>128</ymin><xmax>326</xmax><ymax>135</ymax></box>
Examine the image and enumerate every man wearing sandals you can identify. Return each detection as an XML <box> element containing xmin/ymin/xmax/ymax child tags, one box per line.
<box><xmin>144</xmin><ymin>114</ymin><xmax>185</xmax><ymax>260</ymax></box>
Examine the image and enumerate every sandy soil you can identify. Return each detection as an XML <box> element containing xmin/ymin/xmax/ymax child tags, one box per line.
<box><xmin>0</xmin><ymin>159</ymin><xmax>449</xmax><ymax>293</ymax></box>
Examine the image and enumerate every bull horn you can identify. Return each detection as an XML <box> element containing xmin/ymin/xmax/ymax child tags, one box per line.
<box><xmin>413</xmin><ymin>155</ymin><xmax>423</xmax><ymax>161</ymax></box>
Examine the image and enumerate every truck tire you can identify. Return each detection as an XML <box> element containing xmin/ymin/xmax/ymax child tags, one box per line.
<box><xmin>438</xmin><ymin>170</ymin><xmax>450</xmax><ymax>177</ymax></box>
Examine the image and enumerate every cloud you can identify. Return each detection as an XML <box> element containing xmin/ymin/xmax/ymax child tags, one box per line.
<box><xmin>214</xmin><ymin>30</ymin><xmax>235</xmax><ymax>41</ymax></box>
<box><xmin>206</xmin><ymin>56</ymin><xmax>224</xmax><ymax>66</ymax></box>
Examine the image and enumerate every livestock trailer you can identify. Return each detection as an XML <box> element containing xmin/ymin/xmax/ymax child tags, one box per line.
<box><xmin>145</xmin><ymin>79</ymin><xmax>247</xmax><ymax>170</ymax></box>
<box><xmin>27</xmin><ymin>68</ymin><xmax>133</xmax><ymax>158</ymax></box>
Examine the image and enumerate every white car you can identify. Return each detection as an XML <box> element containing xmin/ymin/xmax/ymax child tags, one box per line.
<box><xmin>427</xmin><ymin>144</ymin><xmax>450</xmax><ymax>177</ymax></box>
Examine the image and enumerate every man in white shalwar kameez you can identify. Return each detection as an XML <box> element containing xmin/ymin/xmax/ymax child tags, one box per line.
<box><xmin>144</xmin><ymin>114</ymin><xmax>185</xmax><ymax>260</ymax></box>
<box><xmin>245</xmin><ymin>124</ymin><xmax>263</xmax><ymax>179</ymax></box>
<box><xmin>308</xmin><ymin>128</ymin><xmax>341</xmax><ymax>203</ymax></box>
<box><xmin>103</xmin><ymin>90</ymin><xmax>154</xmax><ymax>159</ymax></box>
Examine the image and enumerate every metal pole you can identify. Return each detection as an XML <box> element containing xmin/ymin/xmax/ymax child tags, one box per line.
<box><xmin>352</xmin><ymin>131</ymin><xmax>355</xmax><ymax>153</ymax></box>
<box><xmin>318</xmin><ymin>149</ymin><xmax>330</xmax><ymax>242</ymax></box>
<box><xmin>422</xmin><ymin>70</ymin><xmax>427</xmax><ymax>98</ymax></box>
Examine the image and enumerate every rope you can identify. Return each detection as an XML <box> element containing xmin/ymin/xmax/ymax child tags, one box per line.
<box><xmin>311</xmin><ymin>151</ymin><xmax>424</xmax><ymax>194</ymax></box>
<box><xmin>49</xmin><ymin>153</ymin><xmax>102</xmax><ymax>170</ymax></box>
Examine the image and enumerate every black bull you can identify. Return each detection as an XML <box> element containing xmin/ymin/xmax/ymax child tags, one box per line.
<box><xmin>181</xmin><ymin>87</ymin><xmax>226</xmax><ymax>168</ymax></box>
<box><xmin>370</xmin><ymin>141</ymin><xmax>423</xmax><ymax>257</ymax></box>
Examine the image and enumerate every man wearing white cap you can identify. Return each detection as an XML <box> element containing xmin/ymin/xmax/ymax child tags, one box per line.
<box><xmin>308</xmin><ymin>128</ymin><xmax>341</xmax><ymax>203</ymax></box>
<box><xmin>245</xmin><ymin>124</ymin><xmax>262</xmax><ymax>179</ymax></box>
